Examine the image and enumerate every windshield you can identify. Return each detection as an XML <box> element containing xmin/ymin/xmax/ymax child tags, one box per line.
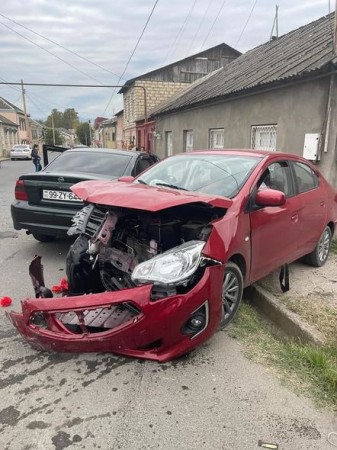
<box><xmin>136</xmin><ymin>154</ymin><xmax>261</xmax><ymax>198</ymax></box>
<box><xmin>45</xmin><ymin>151</ymin><xmax>133</xmax><ymax>177</ymax></box>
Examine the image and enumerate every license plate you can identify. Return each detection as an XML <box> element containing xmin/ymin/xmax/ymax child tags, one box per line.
<box><xmin>42</xmin><ymin>190</ymin><xmax>82</xmax><ymax>202</ymax></box>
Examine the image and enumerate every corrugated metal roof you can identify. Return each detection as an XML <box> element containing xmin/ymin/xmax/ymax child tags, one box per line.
<box><xmin>153</xmin><ymin>13</ymin><xmax>334</xmax><ymax>116</ymax></box>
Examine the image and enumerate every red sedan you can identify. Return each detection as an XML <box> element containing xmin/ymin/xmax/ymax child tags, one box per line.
<box><xmin>7</xmin><ymin>150</ymin><xmax>337</xmax><ymax>361</ymax></box>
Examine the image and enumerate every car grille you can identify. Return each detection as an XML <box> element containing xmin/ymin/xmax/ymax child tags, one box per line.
<box><xmin>68</xmin><ymin>204</ymin><xmax>106</xmax><ymax>237</ymax></box>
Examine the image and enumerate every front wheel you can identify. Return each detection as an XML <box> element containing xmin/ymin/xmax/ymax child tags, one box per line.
<box><xmin>303</xmin><ymin>226</ymin><xmax>332</xmax><ymax>267</ymax></box>
<box><xmin>32</xmin><ymin>233</ymin><xmax>56</xmax><ymax>243</ymax></box>
<box><xmin>219</xmin><ymin>261</ymin><xmax>243</xmax><ymax>329</ymax></box>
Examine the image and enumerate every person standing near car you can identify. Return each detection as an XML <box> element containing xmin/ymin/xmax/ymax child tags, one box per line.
<box><xmin>31</xmin><ymin>144</ymin><xmax>42</xmax><ymax>171</ymax></box>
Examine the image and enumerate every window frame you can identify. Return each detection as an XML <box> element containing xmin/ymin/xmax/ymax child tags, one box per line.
<box><xmin>289</xmin><ymin>160</ymin><xmax>320</xmax><ymax>194</ymax></box>
<box><xmin>183</xmin><ymin>130</ymin><xmax>194</xmax><ymax>152</ymax></box>
<box><xmin>251</xmin><ymin>124</ymin><xmax>277</xmax><ymax>151</ymax></box>
<box><xmin>209</xmin><ymin>128</ymin><xmax>224</xmax><ymax>149</ymax></box>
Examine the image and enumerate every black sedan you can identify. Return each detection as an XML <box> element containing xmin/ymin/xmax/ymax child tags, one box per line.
<box><xmin>11</xmin><ymin>148</ymin><xmax>159</xmax><ymax>242</ymax></box>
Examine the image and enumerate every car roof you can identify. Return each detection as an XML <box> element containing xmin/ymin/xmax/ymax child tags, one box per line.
<box><xmin>65</xmin><ymin>148</ymin><xmax>148</xmax><ymax>157</ymax></box>
<box><xmin>172</xmin><ymin>149</ymin><xmax>300</xmax><ymax>159</ymax></box>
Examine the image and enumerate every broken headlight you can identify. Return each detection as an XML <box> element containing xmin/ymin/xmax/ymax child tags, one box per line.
<box><xmin>131</xmin><ymin>240</ymin><xmax>205</xmax><ymax>286</ymax></box>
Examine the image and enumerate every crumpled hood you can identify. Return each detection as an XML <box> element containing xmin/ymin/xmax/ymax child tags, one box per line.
<box><xmin>71</xmin><ymin>180</ymin><xmax>232</xmax><ymax>211</ymax></box>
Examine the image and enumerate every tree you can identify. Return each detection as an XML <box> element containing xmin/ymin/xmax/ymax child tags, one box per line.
<box><xmin>44</xmin><ymin>128</ymin><xmax>64</xmax><ymax>146</ymax></box>
<box><xmin>63</xmin><ymin>108</ymin><xmax>79</xmax><ymax>129</ymax></box>
<box><xmin>44</xmin><ymin>108</ymin><xmax>80</xmax><ymax>129</ymax></box>
<box><xmin>45</xmin><ymin>109</ymin><xmax>63</xmax><ymax>129</ymax></box>
<box><xmin>76</xmin><ymin>122</ymin><xmax>91</xmax><ymax>146</ymax></box>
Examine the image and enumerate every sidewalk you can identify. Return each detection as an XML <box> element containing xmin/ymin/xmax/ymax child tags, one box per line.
<box><xmin>0</xmin><ymin>157</ymin><xmax>10</xmax><ymax>168</ymax></box>
<box><xmin>247</xmin><ymin>250</ymin><xmax>337</xmax><ymax>347</ymax></box>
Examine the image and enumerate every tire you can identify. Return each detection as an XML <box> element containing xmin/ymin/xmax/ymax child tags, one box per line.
<box><xmin>303</xmin><ymin>226</ymin><xmax>332</xmax><ymax>267</ymax></box>
<box><xmin>219</xmin><ymin>261</ymin><xmax>243</xmax><ymax>329</ymax></box>
<box><xmin>32</xmin><ymin>233</ymin><xmax>56</xmax><ymax>243</ymax></box>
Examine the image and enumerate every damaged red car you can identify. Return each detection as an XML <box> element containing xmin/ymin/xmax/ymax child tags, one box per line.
<box><xmin>7</xmin><ymin>150</ymin><xmax>337</xmax><ymax>361</ymax></box>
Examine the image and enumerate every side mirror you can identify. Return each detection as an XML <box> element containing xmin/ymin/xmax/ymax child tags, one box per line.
<box><xmin>118</xmin><ymin>176</ymin><xmax>135</xmax><ymax>183</ymax></box>
<box><xmin>255</xmin><ymin>189</ymin><xmax>286</xmax><ymax>207</ymax></box>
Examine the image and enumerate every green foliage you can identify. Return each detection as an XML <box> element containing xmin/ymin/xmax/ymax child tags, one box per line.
<box><xmin>44</xmin><ymin>108</ymin><xmax>79</xmax><ymax>130</ymax></box>
<box><xmin>76</xmin><ymin>122</ymin><xmax>91</xmax><ymax>146</ymax></box>
<box><xmin>229</xmin><ymin>303</ymin><xmax>337</xmax><ymax>409</ymax></box>
<box><xmin>44</xmin><ymin>128</ymin><xmax>64</xmax><ymax>146</ymax></box>
<box><xmin>331</xmin><ymin>238</ymin><xmax>337</xmax><ymax>255</ymax></box>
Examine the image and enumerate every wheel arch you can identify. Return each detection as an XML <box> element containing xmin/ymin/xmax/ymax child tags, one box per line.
<box><xmin>327</xmin><ymin>221</ymin><xmax>335</xmax><ymax>237</ymax></box>
<box><xmin>228</xmin><ymin>253</ymin><xmax>246</xmax><ymax>281</ymax></box>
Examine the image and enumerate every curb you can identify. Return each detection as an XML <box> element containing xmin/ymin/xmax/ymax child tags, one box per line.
<box><xmin>245</xmin><ymin>284</ymin><xmax>326</xmax><ymax>347</ymax></box>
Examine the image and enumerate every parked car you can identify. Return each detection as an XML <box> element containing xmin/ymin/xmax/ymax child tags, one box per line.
<box><xmin>10</xmin><ymin>144</ymin><xmax>32</xmax><ymax>160</ymax></box>
<box><xmin>7</xmin><ymin>150</ymin><xmax>337</xmax><ymax>361</ymax></box>
<box><xmin>11</xmin><ymin>148</ymin><xmax>159</xmax><ymax>242</ymax></box>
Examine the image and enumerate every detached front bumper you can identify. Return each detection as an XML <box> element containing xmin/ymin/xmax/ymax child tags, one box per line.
<box><xmin>7</xmin><ymin>265</ymin><xmax>223</xmax><ymax>362</ymax></box>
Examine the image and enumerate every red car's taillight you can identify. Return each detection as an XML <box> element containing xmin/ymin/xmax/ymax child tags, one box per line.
<box><xmin>15</xmin><ymin>180</ymin><xmax>28</xmax><ymax>201</ymax></box>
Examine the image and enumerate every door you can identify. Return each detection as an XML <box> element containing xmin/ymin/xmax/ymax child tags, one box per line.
<box><xmin>249</xmin><ymin>161</ymin><xmax>301</xmax><ymax>282</ymax></box>
<box><xmin>290</xmin><ymin>161</ymin><xmax>327</xmax><ymax>255</ymax></box>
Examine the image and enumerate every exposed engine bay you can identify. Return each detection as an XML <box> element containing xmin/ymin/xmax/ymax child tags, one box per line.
<box><xmin>66</xmin><ymin>202</ymin><xmax>225</xmax><ymax>298</ymax></box>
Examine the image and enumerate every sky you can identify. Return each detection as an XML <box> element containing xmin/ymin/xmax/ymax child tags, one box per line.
<box><xmin>0</xmin><ymin>0</ymin><xmax>334</xmax><ymax>122</ymax></box>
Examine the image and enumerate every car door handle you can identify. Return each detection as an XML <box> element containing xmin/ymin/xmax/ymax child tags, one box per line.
<box><xmin>291</xmin><ymin>214</ymin><xmax>299</xmax><ymax>222</ymax></box>
<box><xmin>320</xmin><ymin>201</ymin><xmax>325</xmax><ymax>207</ymax></box>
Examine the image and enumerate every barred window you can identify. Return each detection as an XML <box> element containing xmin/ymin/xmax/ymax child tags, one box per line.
<box><xmin>209</xmin><ymin>128</ymin><xmax>224</xmax><ymax>149</ymax></box>
<box><xmin>251</xmin><ymin>125</ymin><xmax>277</xmax><ymax>151</ymax></box>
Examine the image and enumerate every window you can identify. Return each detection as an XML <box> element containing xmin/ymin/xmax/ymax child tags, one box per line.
<box><xmin>257</xmin><ymin>161</ymin><xmax>293</xmax><ymax>197</ymax></box>
<box><xmin>165</xmin><ymin>131</ymin><xmax>173</xmax><ymax>156</ymax></box>
<box><xmin>292</xmin><ymin>162</ymin><xmax>319</xmax><ymax>193</ymax></box>
<box><xmin>251</xmin><ymin>125</ymin><xmax>277</xmax><ymax>151</ymax></box>
<box><xmin>184</xmin><ymin>130</ymin><xmax>193</xmax><ymax>152</ymax></box>
<box><xmin>209</xmin><ymin>129</ymin><xmax>224</xmax><ymax>149</ymax></box>
<box><xmin>134</xmin><ymin>157</ymin><xmax>152</xmax><ymax>176</ymax></box>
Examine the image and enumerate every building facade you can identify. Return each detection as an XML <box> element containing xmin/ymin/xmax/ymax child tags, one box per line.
<box><xmin>119</xmin><ymin>43</ymin><xmax>241</xmax><ymax>151</ymax></box>
<box><xmin>152</xmin><ymin>13</ymin><xmax>337</xmax><ymax>188</ymax></box>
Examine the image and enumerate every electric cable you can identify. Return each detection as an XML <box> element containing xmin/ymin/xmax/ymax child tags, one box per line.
<box><xmin>163</xmin><ymin>0</ymin><xmax>198</xmax><ymax>64</ymax></box>
<box><xmin>0</xmin><ymin>22</ymin><xmax>105</xmax><ymax>85</ymax></box>
<box><xmin>235</xmin><ymin>0</ymin><xmax>258</xmax><ymax>47</ymax></box>
<box><xmin>200</xmin><ymin>0</ymin><xmax>228</xmax><ymax>51</ymax></box>
<box><xmin>103</xmin><ymin>0</ymin><xmax>159</xmax><ymax>115</ymax></box>
<box><xmin>0</xmin><ymin>12</ymin><xmax>123</xmax><ymax>81</ymax></box>
<box><xmin>187</xmin><ymin>0</ymin><xmax>214</xmax><ymax>55</ymax></box>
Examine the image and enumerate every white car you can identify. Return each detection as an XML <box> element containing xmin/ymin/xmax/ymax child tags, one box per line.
<box><xmin>10</xmin><ymin>144</ymin><xmax>32</xmax><ymax>160</ymax></box>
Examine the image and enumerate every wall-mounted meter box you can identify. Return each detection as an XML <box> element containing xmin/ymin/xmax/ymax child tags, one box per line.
<box><xmin>303</xmin><ymin>133</ymin><xmax>320</xmax><ymax>160</ymax></box>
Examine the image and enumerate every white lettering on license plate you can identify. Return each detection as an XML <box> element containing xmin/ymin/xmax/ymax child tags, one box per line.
<box><xmin>42</xmin><ymin>190</ymin><xmax>81</xmax><ymax>202</ymax></box>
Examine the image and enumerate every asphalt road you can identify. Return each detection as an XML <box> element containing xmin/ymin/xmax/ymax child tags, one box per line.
<box><xmin>0</xmin><ymin>159</ymin><xmax>335</xmax><ymax>450</ymax></box>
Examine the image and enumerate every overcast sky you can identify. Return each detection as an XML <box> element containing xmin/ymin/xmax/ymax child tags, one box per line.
<box><xmin>0</xmin><ymin>0</ymin><xmax>333</xmax><ymax>122</ymax></box>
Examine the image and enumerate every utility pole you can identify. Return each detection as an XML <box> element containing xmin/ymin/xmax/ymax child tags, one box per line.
<box><xmin>334</xmin><ymin>0</ymin><xmax>337</xmax><ymax>55</ymax></box>
<box><xmin>51</xmin><ymin>112</ymin><xmax>56</xmax><ymax>145</ymax></box>
<box><xmin>88</xmin><ymin>120</ymin><xmax>92</xmax><ymax>147</ymax></box>
<box><xmin>21</xmin><ymin>80</ymin><xmax>31</xmax><ymax>144</ymax></box>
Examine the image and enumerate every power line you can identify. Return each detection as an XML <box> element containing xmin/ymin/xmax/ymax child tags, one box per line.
<box><xmin>0</xmin><ymin>21</ymin><xmax>105</xmax><ymax>85</ymax></box>
<box><xmin>187</xmin><ymin>0</ymin><xmax>214</xmax><ymax>55</ymax></box>
<box><xmin>163</xmin><ymin>0</ymin><xmax>198</xmax><ymax>64</ymax></box>
<box><xmin>200</xmin><ymin>0</ymin><xmax>228</xmax><ymax>51</ymax></box>
<box><xmin>0</xmin><ymin>82</ymin><xmax>125</xmax><ymax>88</ymax></box>
<box><xmin>235</xmin><ymin>0</ymin><xmax>258</xmax><ymax>47</ymax></box>
<box><xmin>103</xmin><ymin>0</ymin><xmax>159</xmax><ymax>115</ymax></box>
<box><xmin>0</xmin><ymin>12</ymin><xmax>123</xmax><ymax>81</ymax></box>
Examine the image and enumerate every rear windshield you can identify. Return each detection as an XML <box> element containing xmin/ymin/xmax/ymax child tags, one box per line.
<box><xmin>45</xmin><ymin>151</ymin><xmax>133</xmax><ymax>177</ymax></box>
